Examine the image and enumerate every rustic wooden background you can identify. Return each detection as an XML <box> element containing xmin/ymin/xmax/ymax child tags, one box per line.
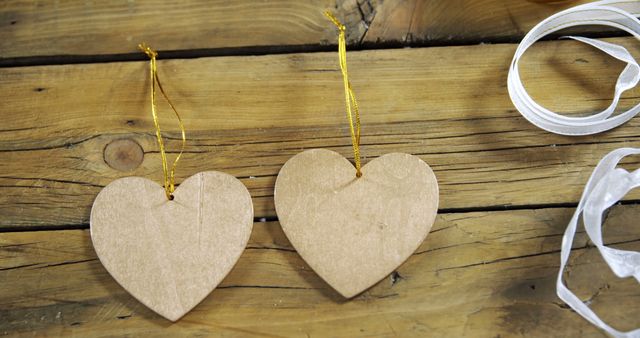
<box><xmin>1</xmin><ymin>0</ymin><xmax>639</xmax><ymax>336</ymax></box>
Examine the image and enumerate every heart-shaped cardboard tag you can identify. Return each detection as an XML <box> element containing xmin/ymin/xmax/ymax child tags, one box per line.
<box><xmin>90</xmin><ymin>171</ymin><xmax>253</xmax><ymax>321</ymax></box>
<box><xmin>274</xmin><ymin>149</ymin><xmax>438</xmax><ymax>298</ymax></box>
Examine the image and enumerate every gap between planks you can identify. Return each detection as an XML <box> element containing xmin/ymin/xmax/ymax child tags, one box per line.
<box><xmin>2</xmin><ymin>200</ymin><xmax>639</xmax><ymax>233</ymax></box>
<box><xmin>0</xmin><ymin>30</ymin><xmax>631</xmax><ymax>69</ymax></box>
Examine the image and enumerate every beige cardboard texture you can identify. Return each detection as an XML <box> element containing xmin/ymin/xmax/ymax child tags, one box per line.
<box><xmin>90</xmin><ymin>171</ymin><xmax>253</xmax><ymax>321</ymax></box>
<box><xmin>275</xmin><ymin>149</ymin><xmax>439</xmax><ymax>298</ymax></box>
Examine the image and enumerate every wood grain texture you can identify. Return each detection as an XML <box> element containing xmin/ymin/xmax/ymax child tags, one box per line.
<box><xmin>2</xmin><ymin>2</ymin><xmax>637</xmax><ymax>336</ymax></box>
<box><xmin>1</xmin><ymin>206</ymin><xmax>639</xmax><ymax>336</ymax></box>
<box><xmin>2</xmin><ymin>37</ymin><xmax>640</xmax><ymax>229</ymax></box>
<box><xmin>274</xmin><ymin>149</ymin><xmax>438</xmax><ymax>298</ymax></box>
<box><xmin>363</xmin><ymin>0</ymin><xmax>596</xmax><ymax>45</ymax></box>
<box><xmin>0</xmin><ymin>0</ymin><xmax>595</xmax><ymax>60</ymax></box>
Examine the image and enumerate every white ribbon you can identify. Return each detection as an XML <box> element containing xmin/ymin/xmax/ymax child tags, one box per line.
<box><xmin>559</xmin><ymin>148</ymin><xmax>640</xmax><ymax>337</ymax></box>
<box><xmin>507</xmin><ymin>1</ymin><xmax>640</xmax><ymax>336</ymax></box>
<box><xmin>508</xmin><ymin>0</ymin><xmax>640</xmax><ymax>136</ymax></box>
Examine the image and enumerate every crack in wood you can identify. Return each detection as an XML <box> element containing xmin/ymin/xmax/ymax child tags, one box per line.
<box><xmin>217</xmin><ymin>285</ymin><xmax>318</xmax><ymax>290</ymax></box>
<box><xmin>0</xmin><ymin>262</ymin><xmax>40</xmax><ymax>271</ymax></box>
<box><xmin>436</xmin><ymin>237</ymin><xmax>640</xmax><ymax>274</ymax></box>
<box><xmin>0</xmin><ymin>134</ymin><xmax>102</xmax><ymax>153</ymax></box>
<box><xmin>0</xmin><ymin>259</ymin><xmax>100</xmax><ymax>272</ymax></box>
<box><xmin>245</xmin><ymin>246</ymin><xmax>296</xmax><ymax>253</ymax></box>
<box><xmin>32</xmin><ymin>258</ymin><xmax>98</xmax><ymax>270</ymax></box>
<box><xmin>0</xmin><ymin>176</ymin><xmax>104</xmax><ymax>189</ymax></box>
<box><xmin>356</xmin><ymin>0</ymin><xmax>377</xmax><ymax>45</ymax></box>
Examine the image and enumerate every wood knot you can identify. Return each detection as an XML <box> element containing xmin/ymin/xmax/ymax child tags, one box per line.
<box><xmin>104</xmin><ymin>139</ymin><xmax>144</xmax><ymax>172</ymax></box>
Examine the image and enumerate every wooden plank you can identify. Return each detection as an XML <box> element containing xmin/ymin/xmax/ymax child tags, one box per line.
<box><xmin>364</xmin><ymin>0</ymin><xmax>599</xmax><ymax>45</ymax></box>
<box><xmin>0</xmin><ymin>0</ymin><xmax>595</xmax><ymax>61</ymax></box>
<box><xmin>1</xmin><ymin>206</ymin><xmax>639</xmax><ymax>336</ymax></box>
<box><xmin>2</xmin><ymin>37</ymin><xmax>640</xmax><ymax>229</ymax></box>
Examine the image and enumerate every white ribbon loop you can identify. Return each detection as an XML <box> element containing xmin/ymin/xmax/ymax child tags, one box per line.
<box><xmin>507</xmin><ymin>1</ymin><xmax>640</xmax><ymax>337</ymax></box>
<box><xmin>508</xmin><ymin>1</ymin><xmax>640</xmax><ymax>136</ymax></box>
<box><xmin>559</xmin><ymin>148</ymin><xmax>640</xmax><ymax>337</ymax></box>
<box><xmin>583</xmin><ymin>167</ymin><xmax>640</xmax><ymax>280</ymax></box>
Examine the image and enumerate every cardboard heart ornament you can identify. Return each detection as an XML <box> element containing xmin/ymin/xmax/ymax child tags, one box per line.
<box><xmin>90</xmin><ymin>171</ymin><xmax>253</xmax><ymax>321</ymax></box>
<box><xmin>274</xmin><ymin>149</ymin><xmax>438</xmax><ymax>297</ymax></box>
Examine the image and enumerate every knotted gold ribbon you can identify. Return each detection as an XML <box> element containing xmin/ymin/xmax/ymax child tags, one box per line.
<box><xmin>324</xmin><ymin>11</ymin><xmax>362</xmax><ymax>178</ymax></box>
<box><xmin>139</xmin><ymin>43</ymin><xmax>186</xmax><ymax>200</ymax></box>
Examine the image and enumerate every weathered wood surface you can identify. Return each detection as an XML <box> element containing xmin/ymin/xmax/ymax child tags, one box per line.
<box><xmin>362</xmin><ymin>0</ymin><xmax>598</xmax><ymax>45</ymax></box>
<box><xmin>0</xmin><ymin>0</ymin><xmax>595</xmax><ymax>61</ymax></box>
<box><xmin>2</xmin><ymin>2</ymin><xmax>639</xmax><ymax>336</ymax></box>
<box><xmin>2</xmin><ymin>206</ymin><xmax>639</xmax><ymax>336</ymax></box>
<box><xmin>2</xmin><ymin>36</ymin><xmax>640</xmax><ymax>229</ymax></box>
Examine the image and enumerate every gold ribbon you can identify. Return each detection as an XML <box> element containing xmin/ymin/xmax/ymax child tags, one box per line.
<box><xmin>324</xmin><ymin>11</ymin><xmax>362</xmax><ymax>178</ymax></box>
<box><xmin>139</xmin><ymin>43</ymin><xmax>186</xmax><ymax>200</ymax></box>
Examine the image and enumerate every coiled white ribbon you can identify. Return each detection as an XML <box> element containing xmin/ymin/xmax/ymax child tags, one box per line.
<box><xmin>507</xmin><ymin>1</ymin><xmax>640</xmax><ymax>336</ymax></box>
<box><xmin>508</xmin><ymin>0</ymin><xmax>640</xmax><ymax>136</ymax></box>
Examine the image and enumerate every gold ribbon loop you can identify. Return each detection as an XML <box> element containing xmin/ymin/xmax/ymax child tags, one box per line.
<box><xmin>138</xmin><ymin>43</ymin><xmax>186</xmax><ymax>200</ymax></box>
<box><xmin>324</xmin><ymin>11</ymin><xmax>362</xmax><ymax>178</ymax></box>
